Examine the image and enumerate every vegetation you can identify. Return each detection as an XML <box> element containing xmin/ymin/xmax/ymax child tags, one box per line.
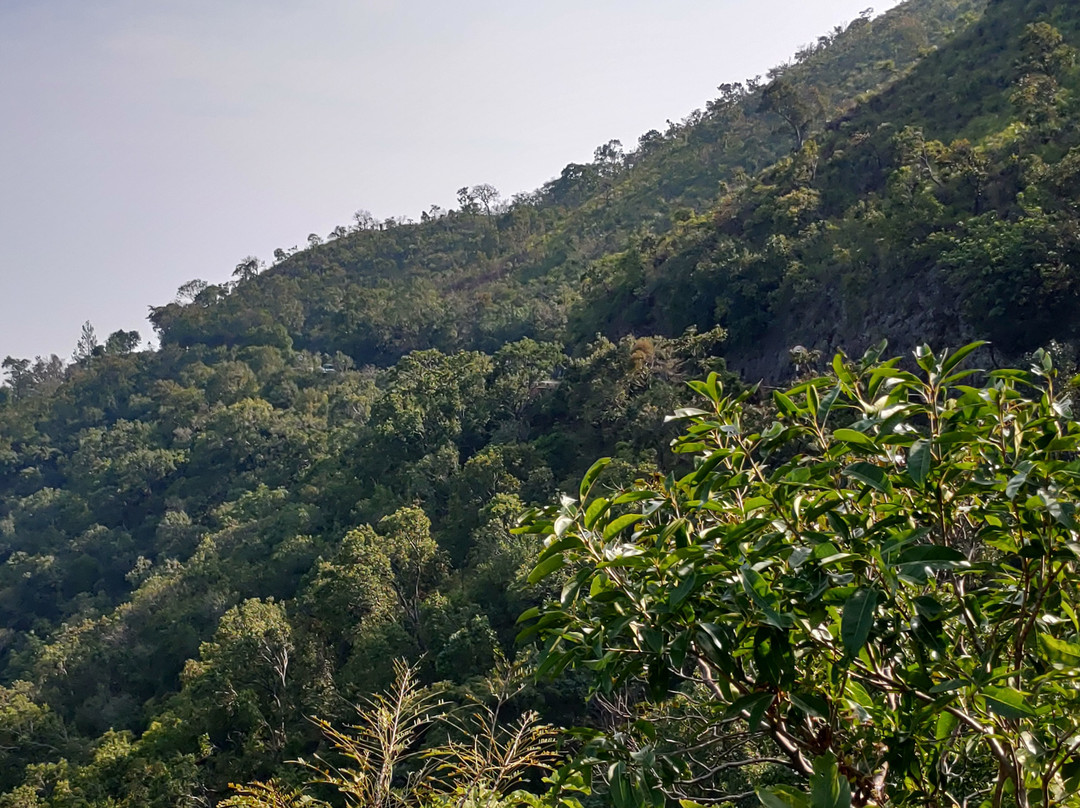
<box><xmin>5</xmin><ymin>0</ymin><xmax>1080</xmax><ymax>805</ymax></box>
<box><xmin>523</xmin><ymin>344</ymin><xmax>1080</xmax><ymax>807</ymax></box>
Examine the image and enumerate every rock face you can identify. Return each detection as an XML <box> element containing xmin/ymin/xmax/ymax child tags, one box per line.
<box><xmin>729</xmin><ymin>262</ymin><xmax>975</xmax><ymax>382</ymax></box>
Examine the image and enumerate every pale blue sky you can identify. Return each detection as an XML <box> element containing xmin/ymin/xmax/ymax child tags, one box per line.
<box><xmin>0</xmin><ymin>0</ymin><xmax>899</xmax><ymax>361</ymax></box>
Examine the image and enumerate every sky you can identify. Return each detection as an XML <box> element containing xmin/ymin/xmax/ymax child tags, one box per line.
<box><xmin>0</xmin><ymin>0</ymin><xmax>900</xmax><ymax>362</ymax></box>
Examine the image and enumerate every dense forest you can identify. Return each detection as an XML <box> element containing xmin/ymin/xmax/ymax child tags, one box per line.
<box><xmin>4</xmin><ymin>0</ymin><xmax>1080</xmax><ymax>805</ymax></box>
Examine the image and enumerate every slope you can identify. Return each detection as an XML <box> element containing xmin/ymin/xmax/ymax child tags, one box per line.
<box><xmin>146</xmin><ymin>0</ymin><xmax>983</xmax><ymax>367</ymax></box>
<box><xmin>571</xmin><ymin>0</ymin><xmax>1080</xmax><ymax>379</ymax></box>
<box><xmin>9</xmin><ymin>0</ymin><xmax>1079</xmax><ymax>804</ymax></box>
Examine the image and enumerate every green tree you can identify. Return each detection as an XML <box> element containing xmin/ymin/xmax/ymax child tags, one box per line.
<box><xmin>1011</xmin><ymin>23</ymin><xmax>1077</xmax><ymax>134</ymax></box>
<box><xmin>759</xmin><ymin>77</ymin><xmax>825</xmax><ymax>151</ymax></box>
<box><xmin>103</xmin><ymin>330</ymin><xmax>141</xmax><ymax>355</ymax></box>
<box><xmin>182</xmin><ymin>598</ymin><xmax>296</xmax><ymax>760</ymax></box>
<box><xmin>71</xmin><ymin>322</ymin><xmax>98</xmax><ymax>364</ymax></box>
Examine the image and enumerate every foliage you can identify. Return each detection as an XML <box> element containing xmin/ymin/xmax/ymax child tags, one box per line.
<box><xmin>522</xmin><ymin>343</ymin><xmax>1080</xmax><ymax>807</ymax></box>
<box><xmin>223</xmin><ymin>660</ymin><xmax>561</xmax><ymax>808</ymax></box>
<box><xmin>9</xmin><ymin>0</ymin><xmax>1080</xmax><ymax>803</ymax></box>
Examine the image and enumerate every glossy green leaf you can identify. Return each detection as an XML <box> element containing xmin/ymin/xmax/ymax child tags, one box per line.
<box><xmin>810</xmin><ymin>753</ymin><xmax>852</xmax><ymax>808</ymax></box>
<box><xmin>908</xmin><ymin>439</ymin><xmax>931</xmax><ymax>487</ymax></box>
<box><xmin>841</xmin><ymin>588</ymin><xmax>878</xmax><ymax>655</ymax></box>
<box><xmin>1007</xmin><ymin>461</ymin><xmax>1034</xmax><ymax>500</ymax></box>
<box><xmin>773</xmin><ymin>390</ymin><xmax>800</xmax><ymax>417</ymax></box>
<box><xmin>603</xmin><ymin>513</ymin><xmax>644</xmax><ymax>539</ymax></box>
<box><xmin>817</xmin><ymin>384</ymin><xmax>842</xmax><ymax>422</ymax></box>
<box><xmin>935</xmin><ymin>710</ymin><xmax>959</xmax><ymax>741</ymax></box>
<box><xmin>940</xmin><ymin>341</ymin><xmax>987</xmax><ymax>375</ymax></box>
<box><xmin>1039</xmin><ymin>634</ymin><xmax>1080</xmax><ymax>669</ymax></box>
<box><xmin>668</xmin><ymin>573</ymin><xmax>697</xmax><ymax>608</ymax></box>
<box><xmin>832</xmin><ymin>428</ymin><xmax>877</xmax><ymax>450</ymax></box>
<box><xmin>790</xmin><ymin>691</ymin><xmax>829</xmax><ymax>719</ymax></box>
<box><xmin>579</xmin><ymin>457</ymin><xmax>612</xmax><ymax>502</ymax></box>
<box><xmin>584</xmin><ymin>497</ymin><xmax>611</xmax><ymax>530</ymax></box>
<box><xmin>528</xmin><ymin>554</ymin><xmax>566</xmax><ymax>584</ymax></box>
<box><xmin>844</xmin><ymin>462</ymin><xmax>889</xmax><ymax>492</ymax></box>
<box><xmin>983</xmin><ymin>686</ymin><xmax>1036</xmax><ymax>720</ymax></box>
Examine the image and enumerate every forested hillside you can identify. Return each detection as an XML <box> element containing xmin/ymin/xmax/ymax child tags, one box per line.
<box><xmin>3</xmin><ymin>0</ymin><xmax>1080</xmax><ymax>805</ymax></box>
<box><xmin>145</xmin><ymin>0</ymin><xmax>982</xmax><ymax>368</ymax></box>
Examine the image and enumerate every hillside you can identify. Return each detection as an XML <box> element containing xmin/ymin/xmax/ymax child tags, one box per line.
<box><xmin>570</xmin><ymin>0</ymin><xmax>1080</xmax><ymax>378</ymax></box>
<box><xmin>146</xmin><ymin>0</ymin><xmax>983</xmax><ymax>367</ymax></box>
<box><xmin>5</xmin><ymin>0</ymin><xmax>1080</xmax><ymax>804</ymax></box>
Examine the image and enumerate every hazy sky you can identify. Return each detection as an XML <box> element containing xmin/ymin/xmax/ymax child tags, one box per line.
<box><xmin>0</xmin><ymin>0</ymin><xmax>900</xmax><ymax>361</ymax></box>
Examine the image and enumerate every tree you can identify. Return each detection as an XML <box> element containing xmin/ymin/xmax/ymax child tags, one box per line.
<box><xmin>522</xmin><ymin>344</ymin><xmax>1080</xmax><ymax>808</ymax></box>
<box><xmin>1</xmin><ymin>357</ymin><xmax>31</xmax><ymax>399</ymax></box>
<box><xmin>457</xmin><ymin>186</ymin><xmax>480</xmax><ymax>215</ymax></box>
<box><xmin>71</xmin><ymin>321</ymin><xmax>98</xmax><ymax>364</ymax></box>
<box><xmin>104</xmin><ymin>330</ymin><xmax>141</xmax><ymax>355</ymax></box>
<box><xmin>375</xmin><ymin>507</ymin><xmax>447</xmax><ymax>639</ymax></box>
<box><xmin>233</xmin><ymin>256</ymin><xmax>264</xmax><ymax>282</ymax></box>
<box><xmin>472</xmin><ymin>184</ymin><xmax>502</xmax><ymax>216</ymax></box>
<box><xmin>593</xmin><ymin>140</ymin><xmax>625</xmax><ymax>203</ymax></box>
<box><xmin>183</xmin><ymin>598</ymin><xmax>295</xmax><ymax>758</ymax></box>
<box><xmin>353</xmin><ymin>209</ymin><xmax>377</xmax><ymax>231</ymax></box>
<box><xmin>593</xmin><ymin>140</ymin><xmax>625</xmax><ymax>176</ymax></box>
<box><xmin>0</xmin><ymin>682</ymin><xmax>65</xmax><ymax>792</ymax></box>
<box><xmin>759</xmin><ymin>78</ymin><xmax>825</xmax><ymax>151</ymax></box>
<box><xmin>175</xmin><ymin>279</ymin><xmax>208</xmax><ymax>303</ymax></box>
<box><xmin>1011</xmin><ymin>23</ymin><xmax>1077</xmax><ymax>134</ymax></box>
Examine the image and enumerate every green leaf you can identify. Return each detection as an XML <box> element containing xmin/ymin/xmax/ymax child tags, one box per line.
<box><xmin>773</xmin><ymin>390</ymin><xmax>800</xmax><ymax>417</ymax></box>
<box><xmin>516</xmin><ymin>606</ymin><xmax>540</xmax><ymax>625</ymax></box>
<box><xmin>612</xmin><ymin>490</ymin><xmax>655</xmax><ymax>505</ymax></box>
<box><xmin>810</xmin><ymin>753</ymin><xmax>852</xmax><ymax>808</ymax></box>
<box><xmin>741</xmin><ymin>568</ymin><xmax>791</xmax><ymax>629</ymax></box>
<box><xmin>832</xmin><ymin>428</ymin><xmax>878</xmax><ymax>450</ymax></box>
<box><xmin>894</xmin><ymin>545</ymin><xmax>967</xmax><ymax>579</ymax></box>
<box><xmin>833</xmin><ymin>353</ymin><xmax>852</xmax><ymax>383</ymax></box>
<box><xmin>584</xmin><ymin>497</ymin><xmax>611</xmax><ymax>530</ymax></box>
<box><xmin>608</xmin><ymin>763</ymin><xmax>632</xmax><ymax>808</ymax></box>
<box><xmin>790</xmin><ymin>692</ymin><xmax>829</xmax><ymax>719</ymax></box>
<box><xmin>841</xmin><ymin>588</ymin><xmax>878</xmax><ymax>655</ymax></box>
<box><xmin>844</xmin><ymin>462</ymin><xmax>889</xmax><ymax>492</ymax></box>
<box><xmin>913</xmin><ymin>595</ymin><xmax>946</xmax><ymax>621</ymax></box>
<box><xmin>725</xmin><ymin>692</ymin><xmax>775</xmax><ymax>729</ymax></box>
<box><xmin>758</xmin><ymin>786</ymin><xmax>811</xmax><ymax>808</ymax></box>
<box><xmin>579</xmin><ymin>457</ymin><xmax>612</xmax><ymax>502</ymax></box>
<box><xmin>914</xmin><ymin>344</ymin><xmax>936</xmax><ymax>374</ymax></box>
<box><xmin>696</xmin><ymin>623</ymin><xmax>732</xmax><ymax>664</ymax></box>
<box><xmin>983</xmin><ymin>686</ymin><xmax>1036</xmax><ymax>720</ymax></box>
<box><xmin>935</xmin><ymin>710</ymin><xmax>959</xmax><ymax>741</ymax></box>
<box><xmin>908</xmin><ymin>439</ymin><xmax>931</xmax><ymax>487</ymax></box>
<box><xmin>1040</xmin><ymin>634</ymin><xmax>1080</xmax><ymax>670</ymax></box>
<box><xmin>603</xmin><ymin>513</ymin><xmax>644</xmax><ymax>540</ymax></box>
<box><xmin>940</xmin><ymin>341</ymin><xmax>987</xmax><ymax>375</ymax></box>
<box><xmin>528</xmin><ymin>554</ymin><xmax>566</xmax><ymax>585</ymax></box>
<box><xmin>817</xmin><ymin>384</ymin><xmax>841</xmax><ymax>423</ymax></box>
<box><xmin>1006</xmin><ymin>461</ymin><xmax>1034</xmax><ymax>501</ymax></box>
<box><xmin>668</xmin><ymin>573</ymin><xmax>697</xmax><ymax>608</ymax></box>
